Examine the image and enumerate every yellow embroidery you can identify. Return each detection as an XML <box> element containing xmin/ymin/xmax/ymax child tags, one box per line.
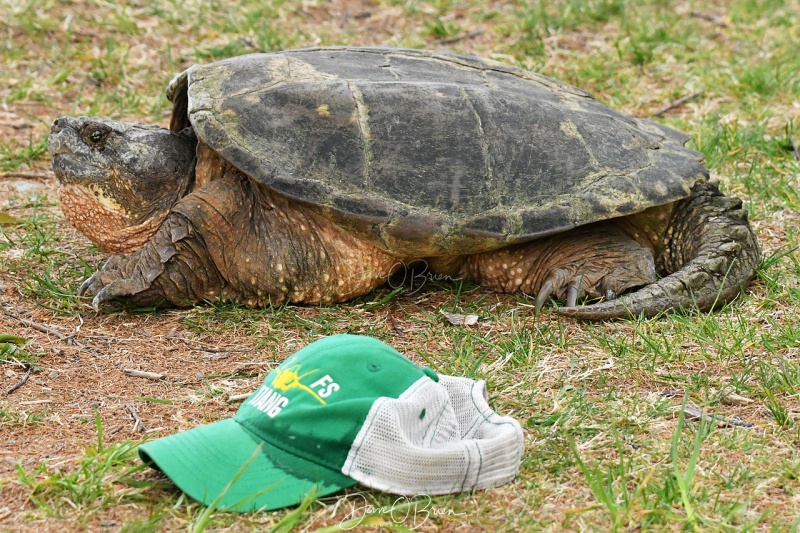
<box><xmin>272</xmin><ymin>365</ymin><xmax>326</xmax><ymax>404</ymax></box>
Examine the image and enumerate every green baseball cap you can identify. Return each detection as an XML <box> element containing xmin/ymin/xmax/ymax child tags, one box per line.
<box><xmin>138</xmin><ymin>334</ymin><xmax>523</xmax><ymax>512</ymax></box>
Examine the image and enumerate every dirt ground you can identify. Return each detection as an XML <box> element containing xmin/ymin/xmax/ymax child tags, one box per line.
<box><xmin>2</xmin><ymin>0</ymin><xmax>799</xmax><ymax>530</ymax></box>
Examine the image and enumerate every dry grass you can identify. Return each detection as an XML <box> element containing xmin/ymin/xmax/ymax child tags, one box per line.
<box><xmin>1</xmin><ymin>0</ymin><xmax>800</xmax><ymax>531</ymax></box>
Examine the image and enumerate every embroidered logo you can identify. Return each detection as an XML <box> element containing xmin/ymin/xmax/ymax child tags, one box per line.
<box><xmin>248</xmin><ymin>364</ymin><xmax>340</xmax><ymax>417</ymax></box>
<box><xmin>272</xmin><ymin>365</ymin><xmax>328</xmax><ymax>404</ymax></box>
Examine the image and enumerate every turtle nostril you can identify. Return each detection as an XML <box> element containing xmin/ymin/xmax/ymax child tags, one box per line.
<box><xmin>51</xmin><ymin>118</ymin><xmax>62</xmax><ymax>134</ymax></box>
<box><xmin>47</xmin><ymin>126</ymin><xmax>64</xmax><ymax>156</ymax></box>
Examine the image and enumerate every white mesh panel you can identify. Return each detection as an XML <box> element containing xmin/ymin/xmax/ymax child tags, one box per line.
<box><xmin>341</xmin><ymin>375</ymin><xmax>523</xmax><ymax>495</ymax></box>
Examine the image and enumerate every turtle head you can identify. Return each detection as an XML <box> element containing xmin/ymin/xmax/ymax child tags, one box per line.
<box><xmin>49</xmin><ymin>116</ymin><xmax>196</xmax><ymax>253</ymax></box>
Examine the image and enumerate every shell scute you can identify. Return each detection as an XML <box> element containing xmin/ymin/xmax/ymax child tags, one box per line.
<box><xmin>171</xmin><ymin>47</ymin><xmax>708</xmax><ymax>255</ymax></box>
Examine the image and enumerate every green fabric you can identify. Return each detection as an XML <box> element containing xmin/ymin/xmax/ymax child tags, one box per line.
<box><xmin>236</xmin><ymin>334</ymin><xmax>425</xmax><ymax>469</ymax></box>
<box><xmin>138</xmin><ymin>419</ymin><xmax>356</xmax><ymax>512</ymax></box>
<box><xmin>138</xmin><ymin>334</ymin><xmax>431</xmax><ymax>512</ymax></box>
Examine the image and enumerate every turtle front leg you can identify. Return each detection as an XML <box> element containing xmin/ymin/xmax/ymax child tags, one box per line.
<box><xmin>80</xmin><ymin>173</ymin><xmax>402</xmax><ymax>310</ymax></box>
<box><xmin>78</xmin><ymin>213</ymin><xmax>228</xmax><ymax>309</ymax></box>
<box><xmin>466</xmin><ymin>223</ymin><xmax>658</xmax><ymax>312</ymax></box>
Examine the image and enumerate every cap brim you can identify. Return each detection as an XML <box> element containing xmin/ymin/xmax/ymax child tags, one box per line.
<box><xmin>138</xmin><ymin>419</ymin><xmax>357</xmax><ymax>512</ymax></box>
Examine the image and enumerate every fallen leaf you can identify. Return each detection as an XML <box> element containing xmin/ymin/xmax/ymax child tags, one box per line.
<box><xmin>440</xmin><ymin>309</ymin><xmax>479</xmax><ymax>326</ymax></box>
<box><xmin>0</xmin><ymin>212</ymin><xmax>20</xmax><ymax>225</ymax></box>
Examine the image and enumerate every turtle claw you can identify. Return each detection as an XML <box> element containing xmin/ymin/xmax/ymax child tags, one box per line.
<box><xmin>78</xmin><ymin>272</ymin><xmax>112</xmax><ymax>311</ymax></box>
<box><xmin>78</xmin><ymin>255</ymin><xmax>129</xmax><ymax>299</ymax></box>
<box><xmin>77</xmin><ymin>275</ymin><xmax>95</xmax><ymax>297</ymax></box>
<box><xmin>91</xmin><ymin>286</ymin><xmax>114</xmax><ymax>312</ymax></box>
<box><xmin>77</xmin><ymin>254</ymin><xmax>161</xmax><ymax>311</ymax></box>
<box><xmin>535</xmin><ymin>273</ymin><xmax>602</xmax><ymax>312</ymax></box>
<box><xmin>78</xmin><ymin>273</ymin><xmax>117</xmax><ymax>312</ymax></box>
<box><xmin>605</xmin><ymin>289</ymin><xmax>616</xmax><ymax>301</ymax></box>
<box><xmin>535</xmin><ymin>280</ymin><xmax>555</xmax><ymax>314</ymax></box>
<box><xmin>91</xmin><ymin>293</ymin><xmax>103</xmax><ymax>313</ymax></box>
<box><xmin>566</xmin><ymin>286</ymin><xmax>579</xmax><ymax>307</ymax></box>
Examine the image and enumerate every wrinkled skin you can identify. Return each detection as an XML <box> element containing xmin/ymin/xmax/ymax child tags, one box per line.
<box><xmin>49</xmin><ymin>117</ymin><xmax>196</xmax><ymax>254</ymax></box>
<box><xmin>49</xmin><ymin>116</ymin><xmax>760</xmax><ymax>319</ymax></box>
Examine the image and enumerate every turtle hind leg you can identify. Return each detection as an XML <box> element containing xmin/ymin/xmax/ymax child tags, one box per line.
<box><xmin>558</xmin><ymin>182</ymin><xmax>760</xmax><ymax>320</ymax></box>
<box><xmin>466</xmin><ymin>223</ymin><xmax>658</xmax><ymax>311</ymax></box>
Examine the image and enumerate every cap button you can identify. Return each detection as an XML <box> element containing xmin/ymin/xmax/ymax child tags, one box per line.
<box><xmin>422</xmin><ymin>366</ymin><xmax>439</xmax><ymax>382</ymax></box>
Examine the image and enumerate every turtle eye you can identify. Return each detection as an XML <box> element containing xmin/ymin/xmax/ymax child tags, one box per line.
<box><xmin>82</xmin><ymin>124</ymin><xmax>111</xmax><ymax>148</ymax></box>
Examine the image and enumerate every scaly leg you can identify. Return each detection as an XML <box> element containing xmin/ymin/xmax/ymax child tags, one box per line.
<box><xmin>79</xmin><ymin>173</ymin><xmax>401</xmax><ymax>309</ymax></box>
<box><xmin>466</xmin><ymin>223</ymin><xmax>658</xmax><ymax>312</ymax></box>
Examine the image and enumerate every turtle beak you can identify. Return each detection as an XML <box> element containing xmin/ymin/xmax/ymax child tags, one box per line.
<box><xmin>51</xmin><ymin>117</ymin><xmax>65</xmax><ymax>134</ymax></box>
<box><xmin>48</xmin><ymin>118</ymin><xmax>71</xmax><ymax>157</ymax></box>
<box><xmin>49</xmin><ymin>117</ymin><xmax>110</xmax><ymax>184</ymax></box>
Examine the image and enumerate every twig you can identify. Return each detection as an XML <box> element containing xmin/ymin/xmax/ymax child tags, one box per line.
<box><xmin>125</xmin><ymin>403</ymin><xmax>146</xmax><ymax>432</ymax></box>
<box><xmin>238</xmin><ymin>37</ymin><xmax>258</xmax><ymax>50</ymax></box>
<box><xmin>0</xmin><ymin>171</ymin><xmax>54</xmax><ymax>180</ymax></box>
<box><xmin>6</xmin><ymin>365</ymin><xmax>32</xmax><ymax>395</ymax></box>
<box><xmin>227</xmin><ymin>392</ymin><xmax>253</xmax><ymax>403</ymax></box>
<box><xmin>788</xmin><ymin>131</ymin><xmax>800</xmax><ymax>161</ymax></box>
<box><xmin>690</xmin><ymin>11</ymin><xmax>729</xmax><ymax>28</ymax></box>
<box><xmin>680</xmin><ymin>405</ymin><xmax>754</xmax><ymax>428</ymax></box>
<box><xmin>123</xmin><ymin>368</ymin><xmax>165</xmax><ymax>380</ymax></box>
<box><xmin>389</xmin><ymin>316</ymin><xmax>405</xmax><ymax>337</ymax></box>
<box><xmin>436</xmin><ymin>30</ymin><xmax>483</xmax><ymax>45</ymax></box>
<box><xmin>3</xmin><ymin>311</ymin><xmax>69</xmax><ymax>340</ymax></box>
<box><xmin>48</xmin><ymin>442</ymin><xmax>66</xmax><ymax>457</ymax></box>
<box><xmin>718</xmin><ymin>387</ymin><xmax>754</xmax><ymax>405</ymax></box>
<box><xmin>653</xmin><ymin>91</ymin><xmax>703</xmax><ymax>117</ymax></box>
<box><xmin>202</xmin><ymin>351</ymin><xmax>230</xmax><ymax>360</ymax></box>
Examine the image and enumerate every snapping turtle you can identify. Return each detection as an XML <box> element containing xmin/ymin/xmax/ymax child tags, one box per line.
<box><xmin>48</xmin><ymin>46</ymin><xmax>759</xmax><ymax>319</ymax></box>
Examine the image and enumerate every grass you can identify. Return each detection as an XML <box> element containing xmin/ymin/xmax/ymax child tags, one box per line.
<box><xmin>17</xmin><ymin>416</ymin><xmax>142</xmax><ymax>516</ymax></box>
<box><xmin>0</xmin><ymin>0</ymin><xmax>799</xmax><ymax>531</ymax></box>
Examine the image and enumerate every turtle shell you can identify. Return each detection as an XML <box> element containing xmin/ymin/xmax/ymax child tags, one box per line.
<box><xmin>167</xmin><ymin>46</ymin><xmax>708</xmax><ymax>256</ymax></box>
